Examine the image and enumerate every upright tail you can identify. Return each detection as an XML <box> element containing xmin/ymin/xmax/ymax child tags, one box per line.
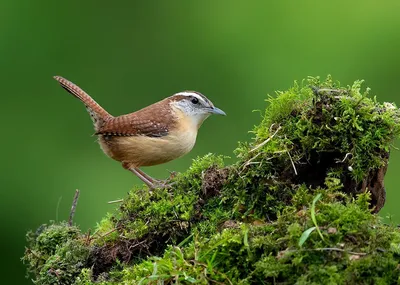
<box><xmin>53</xmin><ymin>76</ymin><xmax>113</xmax><ymax>131</ymax></box>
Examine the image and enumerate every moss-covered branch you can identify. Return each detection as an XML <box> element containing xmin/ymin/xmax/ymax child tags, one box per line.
<box><xmin>23</xmin><ymin>76</ymin><xmax>400</xmax><ymax>284</ymax></box>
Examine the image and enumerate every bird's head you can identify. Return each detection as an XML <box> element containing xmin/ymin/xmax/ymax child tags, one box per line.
<box><xmin>169</xmin><ymin>91</ymin><xmax>226</xmax><ymax>129</ymax></box>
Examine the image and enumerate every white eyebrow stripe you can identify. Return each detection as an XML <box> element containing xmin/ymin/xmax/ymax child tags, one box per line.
<box><xmin>176</xmin><ymin>92</ymin><xmax>210</xmax><ymax>105</ymax></box>
<box><xmin>177</xmin><ymin>91</ymin><xmax>202</xmax><ymax>97</ymax></box>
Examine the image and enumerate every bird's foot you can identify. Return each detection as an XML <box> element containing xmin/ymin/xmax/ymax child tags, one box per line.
<box><xmin>123</xmin><ymin>163</ymin><xmax>179</xmax><ymax>190</ymax></box>
<box><xmin>152</xmin><ymin>180</ymin><xmax>177</xmax><ymax>189</ymax></box>
<box><xmin>153</xmin><ymin>171</ymin><xmax>177</xmax><ymax>187</ymax></box>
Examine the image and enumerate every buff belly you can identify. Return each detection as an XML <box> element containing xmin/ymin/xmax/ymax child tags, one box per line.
<box><xmin>98</xmin><ymin>130</ymin><xmax>197</xmax><ymax>167</ymax></box>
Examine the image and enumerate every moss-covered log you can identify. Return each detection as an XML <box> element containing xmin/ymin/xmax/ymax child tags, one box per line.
<box><xmin>23</xmin><ymin>76</ymin><xmax>400</xmax><ymax>284</ymax></box>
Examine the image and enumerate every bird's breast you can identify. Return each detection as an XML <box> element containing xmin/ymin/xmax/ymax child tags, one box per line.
<box><xmin>98</xmin><ymin>129</ymin><xmax>198</xmax><ymax>167</ymax></box>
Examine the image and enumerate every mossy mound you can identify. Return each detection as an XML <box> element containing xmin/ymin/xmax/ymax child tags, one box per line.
<box><xmin>23</xmin><ymin>76</ymin><xmax>400</xmax><ymax>284</ymax></box>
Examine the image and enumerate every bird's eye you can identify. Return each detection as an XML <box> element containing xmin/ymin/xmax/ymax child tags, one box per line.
<box><xmin>191</xmin><ymin>97</ymin><xmax>199</xmax><ymax>104</ymax></box>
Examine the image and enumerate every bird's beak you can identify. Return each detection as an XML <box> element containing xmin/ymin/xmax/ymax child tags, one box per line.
<box><xmin>209</xmin><ymin>107</ymin><xmax>226</xmax><ymax>116</ymax></box>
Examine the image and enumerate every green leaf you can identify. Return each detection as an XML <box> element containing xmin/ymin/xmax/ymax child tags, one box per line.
<box><xmin>298</xmin><ymin>226</ymin><xmax>316</xmax><ymax>247</ymax></box>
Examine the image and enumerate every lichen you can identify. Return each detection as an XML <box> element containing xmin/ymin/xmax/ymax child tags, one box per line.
<box><xmin>23</xmin><ymin>76</ymin><xmax>400</xmax><ymax>284</ymax></box>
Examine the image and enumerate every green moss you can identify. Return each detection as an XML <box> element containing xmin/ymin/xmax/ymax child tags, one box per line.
<box><xmin>23</xmin><ymin>76</ymin><xmax>400</xmax><ymax>284</ymax></box>
<box><xmin>22</xmin><ymin>223</ymin><xmax>89</xmax><ymax>285</ymax></box>
<box><xmin>108</xmin><ymin>193</ymin><xmax>400</xmax><ymax>284</ymax></box>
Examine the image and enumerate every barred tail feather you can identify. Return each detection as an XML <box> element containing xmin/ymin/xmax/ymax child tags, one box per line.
<box><xmin>53</xmin><ymin>76</ymin><xmax>113</xmax><ymax>131</ymax></box>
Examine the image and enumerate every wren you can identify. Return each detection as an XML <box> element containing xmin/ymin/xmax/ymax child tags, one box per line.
<box><xmin>54</xmin><ymin>76</ymin><xmax>225</xmax><ymax>188</ymax></box>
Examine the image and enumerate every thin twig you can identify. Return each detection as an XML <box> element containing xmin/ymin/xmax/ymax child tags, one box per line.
<box><xmin>249</xmin><ymin>126</ymin><xmax>281</xmax><ymax>153</ymax></box>
<box><xmin>287</xmin><ymin>247</ymin><xmax>367</xmax><ymax>256</ymax></box>
<box><xmin>97</xmin><ymin>228</ymin><xmax>118</xmax><ymax>240</ymax></box>
<box><xmin>335</xmin><ymin>152</ymin><xmax>352</xmax><ymax>163</ymax></box>
<box><xmin>68</xmin><ymin>189</ymin><xmax>80</xmax><ymax>226</ymax></box>
<box><xmin>108</xmin><ymin>199</ymin><xmax>124</xmax><ymax>204</ymax></box>
<box><xmin>85</xmin><ymin>229</ymin><xmax>91</xmax><ymax>245</ymax></box>
<box><xmin>128</xmin><ymin>239</ymin><xmax>148</xmax><ymax>250</ymax></box>
<box><xmin>313</xmin><ymin>247</ymin><xmax>367</xmax><ymax>256</ymax></box>
<box><xmin>241</xmin><ymin>152</ymin><xmax>262</xmax><ymax>170</ymax></box>
<box><xmin>233</xmin><ymin>166</ymin><xmax>246</xmax><ymax>182</ymax></box>
<box><xmin>287</xmin><ymin>150</ymin><xmax>298</xmax><ymax>175</ymax></box>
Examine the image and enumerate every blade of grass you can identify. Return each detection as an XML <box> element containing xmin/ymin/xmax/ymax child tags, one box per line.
<box><xmin>311</xmin><ymin>193</ymin><xmax>325</xmax><ymax>242</ymax></box>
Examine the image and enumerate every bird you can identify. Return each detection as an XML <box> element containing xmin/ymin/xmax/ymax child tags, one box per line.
<box><xmin>53</xmin><ymin>76</ymin><xmax>226</xmax><ymax>188</ymax></box>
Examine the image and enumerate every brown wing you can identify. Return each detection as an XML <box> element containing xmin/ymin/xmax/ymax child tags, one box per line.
<box><xmin>96</xmin><ymin>99</ymin><xmax>175</xmax><ymax>137</ymax></box>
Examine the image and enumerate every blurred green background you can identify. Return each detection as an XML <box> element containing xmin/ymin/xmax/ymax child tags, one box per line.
<box><xmin>2</xmin><ymin>1</ymin><xmax>400</xmax><ymax>283</ymax></box>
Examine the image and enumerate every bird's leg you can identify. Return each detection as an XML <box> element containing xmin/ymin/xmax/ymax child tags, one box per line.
<box><xmin>122</xmin><ymin>162</ymin><xmax>171</xmax><ymax>189</ymax></box>
<box><xmin>130</xmin><ymin>167</ymin><xmax>156</xmax><ymax>189</ymax></box>
<box><xmin>134</xmin><ymin>168</ymin><xmax>159</xmax><ymax>184</ymax></box>
<box><xmin>122</xmin><ymin>162</ymin><xmax>155</xmax><ymax>188</ymax></box>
